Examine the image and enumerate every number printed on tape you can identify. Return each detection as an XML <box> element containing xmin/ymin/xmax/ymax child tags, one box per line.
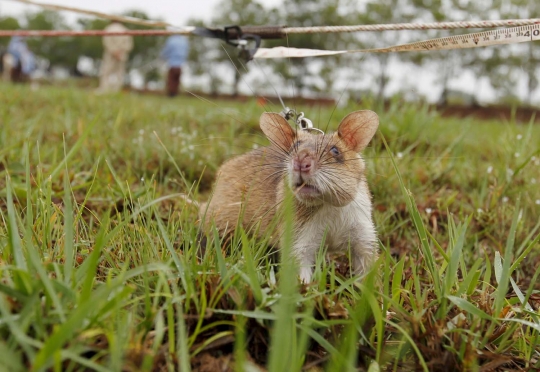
<box><xmin>254</xmin><ymin>24</ymin><xmax>540</xmax><ymax>59</ymax></box>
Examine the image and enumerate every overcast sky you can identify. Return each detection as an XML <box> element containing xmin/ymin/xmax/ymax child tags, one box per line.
<box><xmin>0</xmin><ymin>0</ymin><xmax>223</xmax><ymax>25</ymax></box>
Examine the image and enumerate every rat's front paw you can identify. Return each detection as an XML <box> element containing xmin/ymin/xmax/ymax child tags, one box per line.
<box><xmin>299</xmin><ymin>267</ymin><xmax>312</xmax><ymax>284</ymax></box>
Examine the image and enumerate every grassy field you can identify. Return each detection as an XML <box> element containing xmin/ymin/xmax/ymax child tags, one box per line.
<box><xmin>0</xmin><ymin>83</ymin><xmax>539</xmax><ymax>371</ymax></box>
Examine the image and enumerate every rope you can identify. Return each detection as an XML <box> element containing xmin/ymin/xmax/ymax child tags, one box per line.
<box><xmin>283</xmin><ymin>19</ymin><xmax>540</xmax><ymax>33</ymax></box>
<box><xmin>5</xmin><ymin>0</ymin><xmax>170</xmax><ymax>28</ymax></box>
<box><xmin>4</xmin><ymin>0</ymin><xmax>540</xmax><ymax>36</ymax></box>
<box><xmin>0</xmin><ymin>30</ymin><xmax>193</xmax><ymax>37</ymax></box>
<box><xmin>2</xmin><ymin>19</ymin><xmax>540</xmax><ymax>39</ymax></box>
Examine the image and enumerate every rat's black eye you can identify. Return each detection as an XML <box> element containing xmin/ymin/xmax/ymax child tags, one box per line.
<box><xmin>290</xmin><ymin>140</ymin><xmax>302</xmax><ymax>152</ymax></box>
<box><xmin>330</xmin><ymin>146</ymin><xmax>340</xmax><ymax>157</ymax></box>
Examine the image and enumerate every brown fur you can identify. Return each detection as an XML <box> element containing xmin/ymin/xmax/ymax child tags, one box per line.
<box><xmin>199</xmin><ymin>147</ymin><xmax>283</xmax><ymax>241</ymax></box>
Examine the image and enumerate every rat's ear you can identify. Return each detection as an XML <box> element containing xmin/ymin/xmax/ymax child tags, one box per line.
<box><xmin>337</xmin><ymin>110</ymin><xmax>379</xmax><ymax>152</ymax></box>
<box><xmin>260</xmin><ymin>113</ymin><xmax>295</xmax><ymax>149</ymax></box>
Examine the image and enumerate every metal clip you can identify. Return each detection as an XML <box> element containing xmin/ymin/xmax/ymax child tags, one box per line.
<box><xmin>296</xmin><ymin>112</ymin><xmax>313</xmax><ymax>129</ymax></box>
<box><xmin>223</xmin><ymin>25</ymin><xmax>261</xmax><ymax>62</ymax></box>
<box><xmin>278</xmin><ymin>108</ymin><xmax>324</xmax><ymax>135</ymax></box>
<box><xmin>279</xmin><ymin>106</ymin><xmax>296</xmax><ymax>121</ymax></box>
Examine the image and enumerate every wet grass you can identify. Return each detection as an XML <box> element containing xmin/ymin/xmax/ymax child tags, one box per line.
<box><xmin>0</xmin><ymin>83</ymin><xmax>539</xmax><ymax>371</ymax></box>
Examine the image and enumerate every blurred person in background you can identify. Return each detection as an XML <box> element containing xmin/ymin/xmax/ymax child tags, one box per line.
<box><xmin>97</xmin><ymin>22</ymin><xmax>133</xmax><ymax>93</ymax></box>
<box><xmin>160</xmin><ymin>35</ymin><xmax>189</xmax><ymax>97</ymax></box>
<box><xmin>5</xmin><ymin>36</ymin><xmax>35</xmax><ymax>82</ymax></box>
<box><xmin>1</xmin><ymin>52</ymin><xmax>15</xmax><ymax>82</ymax></box>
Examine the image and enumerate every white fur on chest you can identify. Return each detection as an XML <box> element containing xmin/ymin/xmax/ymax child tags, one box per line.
<box><xmin>294</xmin><ymin>189</ymin><xmax>376</xmax><ymax>254</ymax></box>
<box><xmin>292</xmin><ymin>188</ymin><xmax>377</xmax><ymax>282</ymax></box>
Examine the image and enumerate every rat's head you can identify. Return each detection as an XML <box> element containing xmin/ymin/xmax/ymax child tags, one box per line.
<box><xmin>260</xmin><ymin>110</ymin><xmax>379</xmax><ymax>207</ymax></box>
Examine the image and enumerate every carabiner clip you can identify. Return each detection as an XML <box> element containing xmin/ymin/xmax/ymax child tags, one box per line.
<box><xmin>224</xmin><ymin>25</ymin><xmax>261</xmax><ymax>62</ymax></box>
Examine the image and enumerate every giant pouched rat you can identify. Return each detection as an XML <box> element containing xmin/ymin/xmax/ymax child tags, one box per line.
<box><xmin>199</xmin><ymin>110</ymin><xmax>379</xmax><ymax>283</ymax></box>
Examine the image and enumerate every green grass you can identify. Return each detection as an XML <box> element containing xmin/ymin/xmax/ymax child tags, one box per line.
<box><xmin>0</xmin><ymin>83</ymin><xmax>539</xmax><ymax>371</ymax></box>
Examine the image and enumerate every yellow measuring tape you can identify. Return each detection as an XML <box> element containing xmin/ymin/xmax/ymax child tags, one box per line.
<box><xmin>254</xmin><ymin>24</ymin><xmax>540</xmax><ymax>59</ymax></box>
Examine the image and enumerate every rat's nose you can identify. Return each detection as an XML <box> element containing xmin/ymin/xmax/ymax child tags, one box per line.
<box><xmin>293</xmin><ymin>155</ymin><xmax>314</xmax><ymax>173</ymax></box>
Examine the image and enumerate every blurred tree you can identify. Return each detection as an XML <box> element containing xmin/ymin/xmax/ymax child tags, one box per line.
<box><xmin>525</xmin><ymin>42</ymin><xmax>539</xmax><ymax>105</ymax></box>
<box><xmin>352</xmin><ymin>0</ymin><xmax>416</xmax><ymax>103</ymax></box>
<box><xmin>25</xmin><ymin>10</ymin><xmax>81</xmax><ymax>71</ymax></box>
<box><xmin>453</xmin><ymin>0</ymin><xmax>539</xmax><ymax>105</ymax></box>
<box><xmin>19</xmin><ymin>10</ymin><xmax>162</xmax><ymax>76</ymax></box>
<box><xmin>266</xmin><ymin>0</ymin><xmax>352</xmax><ymax>96</ymax></box>
<box><xmin>77</xmin><ymin>17</ymin><xmax>109</xmax><ymax>61</ymax></box>
<box><xmin>0</xmin><ymin>16</ymin><xmax>20</xmax><ymax>49</ymax></box>
<box><xmin>499</xmin><ymin>0</ymin><xmax>540</xmax><ymax>105</ymax></box>
<box><xmin>186</xmin><ymin>18</ymin><xmax>225</xmax><ymax>96</ymax></box>
<box><xmin>121</xmin><ymin>10</ymin><xmax>165</xmax><ymax>70</ymax></box>
<box><xmin>447</xmin><ymin>1</ymin><xmax>510</xmax><ymax>104</ymax></box>
<box><xmin>187</xmin><ymin>0</ymin><xmax>271</xmax><ymax>96</ymax></box>
<box><xmin>79</xmin><ymin>11</ymin><xmax>164</xmax><ymax>72</ymax></box>
<box><xmin>408</xmin><ymin>0</ymin><xmax>461</xmax><ymax>105</ymax></box>
<box><xmin>211</xmin><ymin>0</ymin><xmax>269</xmax><ymax>96</ymax></box>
